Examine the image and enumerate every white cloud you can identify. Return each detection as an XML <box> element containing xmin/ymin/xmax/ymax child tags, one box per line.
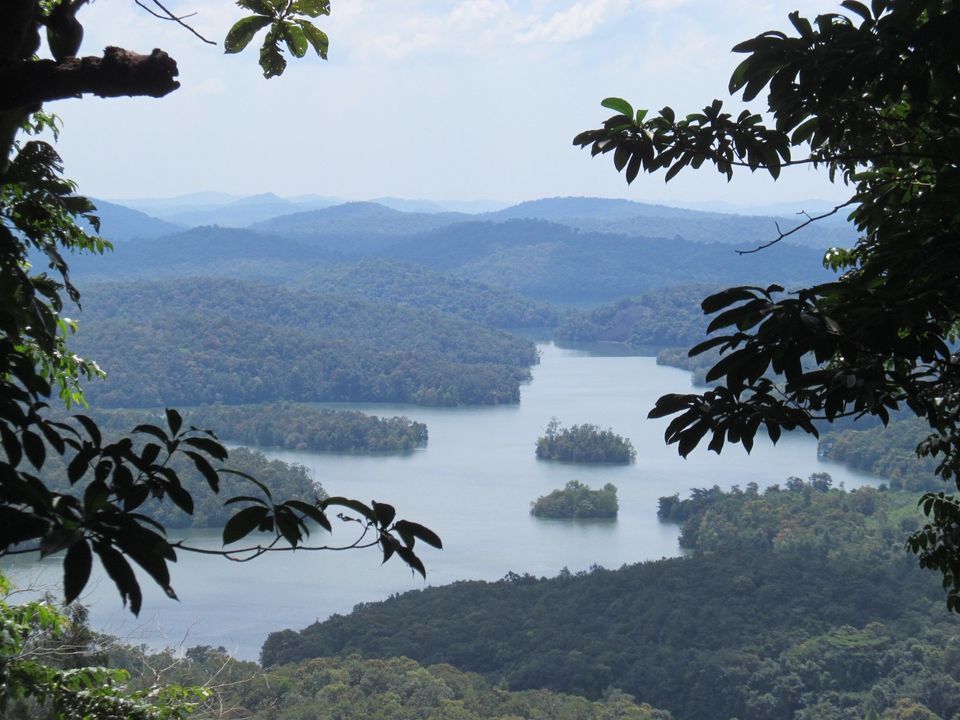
<box><xmin>332</xmin><ymin>0</ymin><xmax>636</xmax><ymax>63</ymax></box>
<box><xmin>515</xmin><ymin>0</ymin><xmax>630</xmax><ymax>44</ymax></box>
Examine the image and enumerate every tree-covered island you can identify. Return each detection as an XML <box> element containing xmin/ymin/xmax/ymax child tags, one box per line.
<box><xmin>536</xmin><ymin>418</ymin><xmax>636</xmax><ymax>463</ymax></box>
<box><xmin>88</xmin><ymin>404</ymin><xmax>428</xmax><ymax>454</ymax></box>
<box><xmin>531</xmin><ymin>480</ymin><xmax>618</xmax><ymax>519</ymax></box>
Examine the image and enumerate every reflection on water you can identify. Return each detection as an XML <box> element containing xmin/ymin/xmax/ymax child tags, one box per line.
<box><xmin>2</xmin><ymin>343</ymin><xmax>885</xmax><ymax>660</ymax></box>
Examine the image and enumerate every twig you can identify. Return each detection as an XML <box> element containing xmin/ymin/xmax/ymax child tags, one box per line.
<box><xmin>133</xmin><ymin>0</ymin><xmax>216</xmax><ymax>45</ymax></box>
<box><xmin>736</xmin><ymin>199</ymin><xmax>857</xmax><ymax>255</ymax></box>
<box><xmin>171</xmin><ymin>527</ymin><xmax>379</xmax><ymax>562</ymax></box>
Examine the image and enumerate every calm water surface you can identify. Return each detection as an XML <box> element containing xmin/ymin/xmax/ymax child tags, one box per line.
<box><xmin>3</xmin><ymin>344</ymin><xmax>885</xmax><ymax>659</ymax></box>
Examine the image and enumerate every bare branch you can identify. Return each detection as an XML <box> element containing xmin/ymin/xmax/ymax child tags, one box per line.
<box><xmin>736</xmin><ymin>200</ymin><xmax>857</xmax><ymax>255</ymax></box>
<box><xmin>0</xmin><ymin>47</ymin><xmax>180</xmax><ymax>110</ymax></box>
<box><xmin>134</xmin><ymin>0</ymin><xmax>216</xmax><ymax>45</ymax></box>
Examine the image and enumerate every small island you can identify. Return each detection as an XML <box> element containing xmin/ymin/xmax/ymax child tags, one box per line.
<box><xmin>530</xmin><ymin>480</ymin><xmax>618</xmax><ymax>519</ymax></box>
<box><xmin>535</xmin><ymin>418</ymin><xmax>636</xmax><ymax>463</ymax></box>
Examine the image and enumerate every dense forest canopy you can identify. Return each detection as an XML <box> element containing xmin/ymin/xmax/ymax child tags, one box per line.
<box><xmin>0</xmin><ymin>597</ymin><xmax>674</xmax><ymax>720</ymax></box>
<box><xmin>820</xmin><ymin>417</ymin><xmax>940</xmax><ymax>493</ymax></box>
<box><xmin>71</xmin><ymin>279</ymin><xmax>536</xmax><ymax>407</ymax></box>
<box><xmin>261</xmin><ymin>479</ymin><xmax>960</xmax><ymax>720</ymax></box>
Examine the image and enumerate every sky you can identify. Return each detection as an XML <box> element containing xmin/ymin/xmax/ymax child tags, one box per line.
<box><xmin>49</xmin><ymin>0</ymin><xmax>853</xmax><ymax>208</ymax></box>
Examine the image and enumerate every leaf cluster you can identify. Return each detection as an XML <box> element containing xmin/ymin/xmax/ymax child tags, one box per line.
<box><xmin>0</xmin><ymin>575</ymin><xmax>202</xmax><ymax>720</ymax></box>
<box><xmin>225</xmin><ymin>0</ymin><xmax>330</xmax><ymax>78</ymax></box>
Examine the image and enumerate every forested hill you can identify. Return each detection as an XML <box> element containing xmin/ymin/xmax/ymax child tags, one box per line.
<box><xmin>251</xmin><ymin>200</ymin><xmax>470</xmax><ymax>238</ymax></box>
<box><xmin>89</xmin><ymin>197</ymin><xmax>838</xmax><ymax>307</ymax></box>
<box><xmin>554</xmin><ymin>285</ymin><xmax>713</xmax><ymax>348</ymax></box>
<box><xmin>296</xmin><ymin>257</ymin><xmax>562</xmax><ymax>329</ymax></box>
<box><xmin>486</xmin><ymin>196</ymin><xmax>855</xmax><ymax>248</ymax></box>
<box><xmin>260</xmin><ymin>483</ymin><xmax>960</xmax><ymax>720</ymax></box>
<box><xmin>73</xmin><ymin>279</ymin><xmax>537</xmax><ymax>407</ymax></box>
<box><xmin>380</xmin><ymin>219</ymin><xmax>829</xmax><ymax>304</ymax></box>
<box><xmin>819</xmin><ymin>417</ymin><xmax>941</xmax><ymax>492</ymax></box>
<box><xmin>88</xmin><ymin>199</ymin><xmax>184</xmax><ymax>241</ymax></box>
<box><xmin>66</xmin><ymin>226</ymin><xmax>345</xmax><ymax>284</ymax></box>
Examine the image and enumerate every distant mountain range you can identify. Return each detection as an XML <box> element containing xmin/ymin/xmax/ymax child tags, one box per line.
<box><xmin>73</xmin><ymin>195</ymin><xmax>846</xmax><ymax>307</ymax></box>
<box><xmin>98</xmin><ymin>193</ymin><xmax>856</xmax><ymax>248</ymax></box>
<box><xmin>109</xmin><ymin>192</ymin><xmax>510</xmax><ymax>228</ymax></box>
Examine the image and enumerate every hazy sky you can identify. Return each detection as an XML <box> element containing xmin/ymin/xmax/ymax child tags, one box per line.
<box><xmin>50</xmin><ymin>1</ymin><xmax>852</xmax><ymax>207</ymax></box>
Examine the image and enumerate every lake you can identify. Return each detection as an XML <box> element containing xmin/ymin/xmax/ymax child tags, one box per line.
<box><xmin>2</xmin><ymin>343</ymin><xmax>885</xmax><ymax>660</ymax></box>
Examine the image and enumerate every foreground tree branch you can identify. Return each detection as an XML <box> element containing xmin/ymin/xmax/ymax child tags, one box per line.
<box><xmin>0</xmin><ymin>46</ymin><xmax>180</xmax><ymax>110</ymax></box>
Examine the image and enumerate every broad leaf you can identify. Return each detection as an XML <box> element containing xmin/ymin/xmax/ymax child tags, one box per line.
<box><xmin>224</xmin><ymin>14</ymin><xmax>274</xmax><ymax>54</ymax></box>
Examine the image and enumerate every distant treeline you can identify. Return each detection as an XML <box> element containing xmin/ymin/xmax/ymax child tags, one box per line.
<box><xmin>530</xmin><ymin>481</ymin><xmax>618</xmax><ymax>519</ymax></box>
<box><xmin>259</xmin><ymin>480</ymin><xmax>959</xmax><ymax>720</ymax></box>
<box><xmin>555</xmin><ymin>285</ymin><xmax>712</xmax><ymax>348</ymax></box>
<box><xmin>655</xmin><ymin>346</ymin><xmax>719</xmax><ymax>385</ymax></box>
<box><xmin>90</xmin><ymin>404</ymin><xmax>428</xmax><ymax>453</ymax></box>
<box><xmin>535</xmin><ymin>419</ymin><xmax>635</xmax><ymax>463</ymax></box>
<box><xmin>819</xmin><ymin>417</ymin><xmax>941</xmax><ymax>492</ymax></box>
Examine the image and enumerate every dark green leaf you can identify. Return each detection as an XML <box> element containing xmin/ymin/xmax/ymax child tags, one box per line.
<box><xmin>236</xmin><ymin>0</ymin><xmax>276</xmax><ymax>14</ymax></box>
<box><xmin>224</xmin><ymin>494</ymin><xmax>268</xmax><ymax>506</ymax></box>
<box><xmin>395</xmin><ymin>545</ymin><xmax>426</xmax><ymax>578</ymax></box>
<box><xmin>223</xmin><ymin>506</ymin><xmax>269</xmax><ymax>544</ymax></box>
<box><xmin>280</xmin><ymin>21</ymin><xmax>308</xmax><ymax>58</ymax></box>
<box><xmin>259</xmin><ymin>28</ymin><xmax>288</xmax><ymax>78</ymax></box>
<box><xmin>182</xmin><ymin>435</ymin><xmax>228</xmax><ymax>461</ymax></box>
<box><xmin>283</xmin><ymin>499</ymin><xmax>331</xmax><ymax>532</ymax></box>
<box><xmin>165</xmin><ymin>408</ymin><xmax>183</xmax><ymax>436</ymax></box>
<box><xmin>84</xmin><ymin>478</ymin><xmax>109</xmax><ymax>514</ymax></box>
<box><xmin>298</xmin><ymin>20</ymin><xmax>329</xmax><ymax>58</ymax></box>
<box><xmin>94</xmin><ymin>541</ymin><xmax>143</xmax><ymax>615</ymax></box>
<box><xmin>601</xmin><ymin>97</ymin><xmax>634</xmax><ymax>118</ymax></box>
<box><xmin>184</xmin><ymin>450</ymin><xmax>221</xmax><ymax>492</ymax></box>
<box><xmin>164</xmin><ymin>479</ymin><xmax>195</xmax><ymax>515</ymax></box>
<box><xmin>394</xmin><ymin>520</ymin><xmax>442</xmax><ymax>549</ymax></box>
<box><xmin>63</xmin><ymin>538</ymin><xmax>92</xmax><ymax>605</ymax></box>
<box><xmin>372</xmin><ymin>501</ymin><xmax>396</xmax><ymax>528</ymax></box>
<box><xmin>840</xmin><ymin>0</ymin><xmax>872</xmax><ymax>21</ymax></box>
<box><xmin>275</xmin><ymin>509</ymin><xmax>302</xmax><ymax>546</ymax></box>
<box><xmin>67</xmin><ymin>448</ymin><xmax>89</xmax><ymax>483</ymax></box>
<box><xmin>224</xmin><ymin>14</ymin><xmax>274</xmax><ymax>54</ymax></box>
<box><xmin>291</xmin><ymin>0</ymin><xmax>330</xmax><ymax>17</ymax></box>
<box><xmin>74</xmin><ymin>414</ymin><xmax>101</xmax><ymax>446</ymax></box>
<box><xmin>132</xmin><ymin>424</ymin><xmax>168</xmax><ymax>443</ymax></box>
<box><xmin>1</xmin><ymin>424</ymin><xmax>22</xmax><ymax>467</ymax></box>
